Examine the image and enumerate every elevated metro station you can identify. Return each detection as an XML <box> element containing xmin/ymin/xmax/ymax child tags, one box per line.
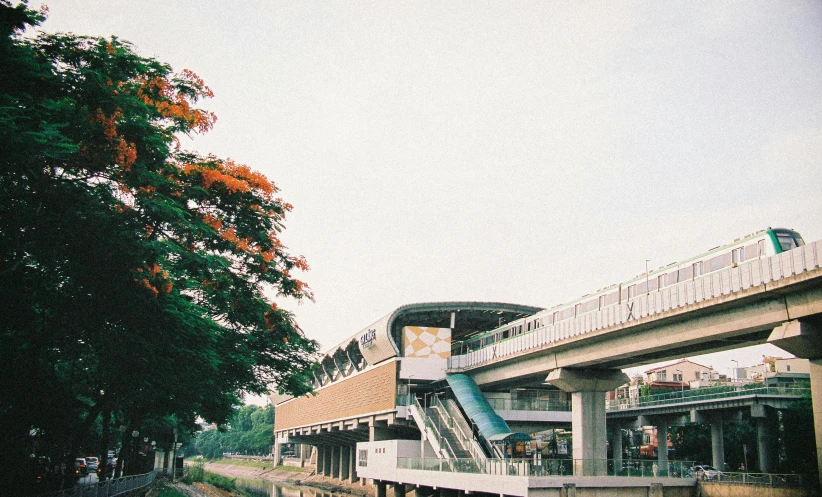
<box><xmin>273</xmin><ymin>301</ymin><xmax>688</xmax><ymax>497</ymax></box>
<box><xmin>273</xmin><ymin>238</ymin><xmax>822</xmax><ymax>497</ymax></box>
<box><xmin>273</xmin><ymin>301</ymin><xmax>559</xmax><ymax>460</ymax></box>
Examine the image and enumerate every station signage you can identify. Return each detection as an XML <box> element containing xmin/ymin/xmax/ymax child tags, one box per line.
<box><xmin>360</xmin><ymin>328</ymin><xmax>377</xmax><ymax>348</ymax></box>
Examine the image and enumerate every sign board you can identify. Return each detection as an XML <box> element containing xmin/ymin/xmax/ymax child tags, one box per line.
<box><xmin>360</xmin><ymin>328</ymin><xmax>377</xmax><ymax>348</ymax></box>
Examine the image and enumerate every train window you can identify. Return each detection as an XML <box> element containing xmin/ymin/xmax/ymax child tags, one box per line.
<box><xmin>605</xmin><ymin>291</ymin><xmax>619</xmax><ymax>305</ymax></box>
<box><xmin>678</xmin><ymin>266</ymin><xmax>692</xmax><ymax>281</ymax></box>
<box><xmin>667</xmin><ymin>271</ymin><xmax>679</xmax><ymax>286</ymax></box>
<box><xmin>502</xmin><ymin>330</ymin><xmax>509</xmax><ymax>339</ymax></box>
<box><xmin>552</xmin><ymin>312</ymin><xmax>559</xmax><ymax>323</ymax></box>
<box><xmin>627</xmin><ymin>285</ymin><xmax>636</xmax><ymax>299</ymax></box>
<box><xmin>636</xmin><ymin>281</ymin><xmax>647</xmax><ymax>294</ymax></box>
<box><xmin>692</xmin><ymin>261</ymin><xmax>703</xmax><ymax>278</ymax></box>
<box><xmin>599</xmin><ymin>295</ymin><xmax>605</xmax><ymax>308</ymax></box>
<box><xmin>658</xmin><ymin>274</ymin><xmax>666</xmax><ymax>289</ymax></box>
<box><xmin>546</xmin><ymin>314</ymin><xmax>554</xmax><ymax>325</ymax></box>
<box><xmin>732</xmin><ymin>247</ymin><xmax>745</xmax><ymax>264</ymax></box>
<box><xmin>745</xmin><ymin>243</ymin><xmax>758</xmax><ymax>260</ymax></box>
<box><xmin>647</xmin><ymin>278</ymin><xmax>658</xmax><ymax>292</ymax></box>
<box><xmin>580</xmin><ymin>298</ymin><xmax>598</xmax><ymax>313</ymax></box>
<box><xmin>776</xmin><ymin>233</ymin><xmax>799</xmax><ymax>252</ymax></box>
<box><xmin>758</xmin><ymin>240</ymin><xmax>765</xmax><ymax>256</ymax></box>
<box><xmin>574</xmin><ymin>304</ymin><xmax>581</xmax><ymax>316</ymax></box>
<box><xmin>709</xmin><ymin>254</ymin><xmax>726</xmax><ymax>272</ymax></box>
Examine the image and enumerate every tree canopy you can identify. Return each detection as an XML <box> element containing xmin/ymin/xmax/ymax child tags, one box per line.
<box><xmin>0</xmin><ymin>1</ymin><xmax>318</xmax><ymax>491</ymax></box>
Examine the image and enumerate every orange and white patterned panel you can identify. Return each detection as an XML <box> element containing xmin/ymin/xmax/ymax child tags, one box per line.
<box><xmin>403</xmin><ymin>326</ymin><xmax>451</xmax><ymax>359</ymax></box>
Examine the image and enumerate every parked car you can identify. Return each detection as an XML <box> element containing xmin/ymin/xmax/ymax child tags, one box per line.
<box><xmin>85</xmin><ymin>457</ymin><xmax>99</xmax><ymax>473</ymax></box>
<box><xmin>74</xmin><ymin>458</ymin><xmax>88</xmax><ymax>476</ymax></box>
<box><xmin>691</xmin><ymin>464</ymin><xmax>722</xmax><ymax>480</ymax></box>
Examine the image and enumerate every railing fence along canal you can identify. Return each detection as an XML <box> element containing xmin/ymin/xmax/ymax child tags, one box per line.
<box><xmin>34</xmin><ymin>471</ymin><xmax>158</xmax><ymax>497</ymax></box>
<box><xmin>397</xmin><ymin>458</ymin><xmax>805</xmax><ymax>486</ymax></box>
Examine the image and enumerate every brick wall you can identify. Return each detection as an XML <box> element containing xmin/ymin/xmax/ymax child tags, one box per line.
<box><xmin>275</xmin><ymin>361</ymin><xmax>397</xmax><ymax>431</ymax></box>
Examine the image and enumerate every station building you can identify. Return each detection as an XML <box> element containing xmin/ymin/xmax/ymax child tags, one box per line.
<box><xmin>271</xmin><ymin>302</ymin><xmax>576</xmax><ymax>478</ymax></box>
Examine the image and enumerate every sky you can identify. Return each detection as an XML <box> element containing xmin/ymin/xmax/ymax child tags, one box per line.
<box><xmin>31</xmin><ymin>2</ymin><xmax>822</xmax><ymax>400</ymax></box>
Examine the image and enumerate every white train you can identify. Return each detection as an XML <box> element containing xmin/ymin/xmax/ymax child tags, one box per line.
<box><xmin>463</xmin><ymin>228</ymin><xmax>805</xmax><ymax>351</ymax></box>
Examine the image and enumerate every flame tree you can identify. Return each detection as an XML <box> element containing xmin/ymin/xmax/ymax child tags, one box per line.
<box><xmin>0</xmin><ymin>1</ymin><xmax>317</xmax><ymax>490</ymax></box>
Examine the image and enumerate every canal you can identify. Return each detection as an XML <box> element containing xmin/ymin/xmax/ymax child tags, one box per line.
<box><xmin>233</xmin><ymin>478</ymin><xmax>356</xmax><ymax>497</ymax></box>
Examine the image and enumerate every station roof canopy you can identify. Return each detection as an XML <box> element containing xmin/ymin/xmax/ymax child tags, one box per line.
<box><xmin>388</xmin><ymin>301</ymin><xmax>543</xmax><ymax>344</ymax></box>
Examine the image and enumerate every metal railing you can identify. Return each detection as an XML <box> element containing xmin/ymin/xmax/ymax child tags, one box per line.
<box><xmin>35</xmin><ymin>471</ymin><xmax>158</xmax><ymax>497</ymax></box>
<box><xmin>410</xmin><ymin>395</ymin><xmax>458</xmax><ymax>460</ymax></box>
<box><xmin>486</xmin><ymin>398</ymin><xmax>571</xmax><ymax>412</ymax></box>
<box><xmin>606</xmin><ymin>385</ymin><xmax>811</xmax><ymax>411</ymax></box>
<box><xmin>448</xmin><ymin>241</ymin><xmax>822</xmax><ymax>370</ymax></box>
<box><xmin>699</xmin><ymin>471</ymin><xmax>804</xmax><ymax>487</ymax></box>
<box><xmin>430</xmin><ymin>396</ymin><xmax>485</xmax><ymax>462</ymax></box>
<box><xmin>397</xmin><ymin>458</ymin><xmax>698</xmax><ymax>478</ymax></box>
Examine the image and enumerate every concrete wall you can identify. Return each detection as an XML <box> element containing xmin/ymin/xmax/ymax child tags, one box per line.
<box><xmin>276</xmin><ymin>361</ymin><xmax>398</xmax><ymax>430</ymax></box>
<box><xmin>697</xmin><ymin>482</ymin><xmax>813</xmax><ymax>497</ymax></box>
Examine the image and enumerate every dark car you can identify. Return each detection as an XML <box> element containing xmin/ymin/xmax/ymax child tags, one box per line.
<box><xmin>74</xmin><ymin>458</ymin><xmax>88</xmax><ymax>476</ymax></box>
<box><xmin>85</xmin><ymin>457</ymin><xmax>99</xmax><ymax>474</ymax></box>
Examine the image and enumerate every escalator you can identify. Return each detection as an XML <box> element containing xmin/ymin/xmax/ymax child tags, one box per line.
<box><xmin>444</xmin><ymin>373</ymin><xmax>530</xmax><ymax>459</ymax></box>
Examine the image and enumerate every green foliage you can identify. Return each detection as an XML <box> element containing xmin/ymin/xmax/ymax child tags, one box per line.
<box><xmin>0</xmin><ymin>1</ymin><xmax>317</xmax><ymax>492</ymax></box>
<box><xmin>777</xmin><ymin>400</ymin><xmax>818</xmax><ymax>480</ymax></box>
<box><xmin>191</xmin><ymin>404</ymin><xmax>275</xmax><ymax>458</ymax></box>
<box><xmin>204</xmin><ymin>471</ymin><xmax>238</xmax><ymax>491</ymax></box>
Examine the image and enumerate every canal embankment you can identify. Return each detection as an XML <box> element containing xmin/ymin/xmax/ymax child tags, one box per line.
<box><xmin>193</xmin><ymin>460</ymin><xmax>376</xmax><ymax>497</ymax></box>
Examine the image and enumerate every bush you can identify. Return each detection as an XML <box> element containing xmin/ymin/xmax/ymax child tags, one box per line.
<box><xmin>203</xmin><ymin>471</ymin><xmax>237</xmax><ymax>491</ymax></box>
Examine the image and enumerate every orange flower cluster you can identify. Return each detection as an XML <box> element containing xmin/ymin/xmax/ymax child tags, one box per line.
<box><xmin>223</xmin><ymin>159</ymin><xmax>275</xmax><ymax>196</ymax></box>
<box><xmin>134</xmin><ymin>263</ymin><xmax>173</xmax><ymax>297</ymax></box>
<box><xmin>183</xmin><ymin>160</ymin><xmax>276</xmax><ymax>199</ymax></box>
<box><xmin>136</xmin><ymin>73</ymin><xmax>216</xmax><ymax>133</ymax></box>
<box><xmin>90</xmin><ymin>109</ymin><xmax>137</xmax><ymax>171</ymax></box>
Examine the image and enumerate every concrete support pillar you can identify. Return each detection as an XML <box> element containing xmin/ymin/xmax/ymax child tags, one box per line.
<box><xmin>324</xmin><ymin>445</ymin><xmax>333</xmax><ymax>477</ymax></box>
<box><xmin>711</xmin><ymin>420</ymin><xmax>725</xmax><ymax>471</ymax></box>
<box><xmin>340</xmin><ymin>444</ymin><xmax>350</xmax><ymax>480</ymax></box>
<box><xmin>611</xmin><ymin>425</ymin><xmax>623</xmax><ymax>472</ymax></box>
<box><xmin>812</xmin><ymin>358</ymin><xmax>822</xmax><ymax>484</ymax></box>
<box><xmin>755</xmin><ymin>417</ymin><xmax>771</xmax><ymax>473</ymax></box>
<box><xmin>571</xmin><ymin>391</ymin><xmax>608</xmax><ymax>476</ymax></box>
<box><xmin>273</xmin><ymin>440</ymin><xmax>281</xmax><ymax>465</ymax></box>
<box><xmin>330</xmin><ymin>445</ymin><xmax>340</xmax><ymax>478</ymax></box>
<box><xmin>299</xmin><ymin>443</ymin><xmax>308</xmax><ymax>468</ymax></box>
<box><xmin>349</xmin><ymin>445</ymin><xmax>359</xmax><ymax>483</ymax></box>
<box><xmin>394</xmin><ymin>483</ymin><xmax>406</xmax><ymax>497</ymax></box>
<box><xmin>316</xmin><ymin>445</ymin><xmax>325</xmax><ymax>475</ymax></box>
<box><xmin>376</xmin><ymin>481</ymin><xmax>387</xmax><ymax>497</ymax></box>
<box><xmin>546</xmin><ymin>368</ymin><xmax>629</xmax><ymax>476</ymax></box>
<box><xmin>656</xmin><ymin>423</ymin><xmax>668</xmax><ymax>475</ymax></box>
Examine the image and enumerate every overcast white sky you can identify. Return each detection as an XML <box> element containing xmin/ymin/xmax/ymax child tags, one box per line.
<box><xmin>34</xmin><ymin>2</ymin><xmax>822</xmax><ymax>396</ymax></box>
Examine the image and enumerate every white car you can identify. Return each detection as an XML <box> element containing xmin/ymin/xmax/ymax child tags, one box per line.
<box><xmin>691</xmin><ymin>465</ymin><xmax>722</xmax><ymax>480</ymax></box>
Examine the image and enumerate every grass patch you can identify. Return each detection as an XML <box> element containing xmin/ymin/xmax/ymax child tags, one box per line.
<box><xmin>211</xmin><ymin>459</ymin><xmax>274</xmax><ymax>470</ymax></box>
<box><xmin>204</xmin><ymin>471</ymin><xmax>237</xmax><ymax>490</ymax></box>
<box><xmin>155</xmin><ymin>486</ymin><xmax>191</xmax><ymax>497</ymax></box>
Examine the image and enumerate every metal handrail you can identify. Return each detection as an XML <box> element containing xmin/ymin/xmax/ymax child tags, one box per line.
<box><xmin>34</xmin><ymin>470</ymin><xmax>158</xmax><ymax>497</ymax></box>
<box><xmin>411</xmin><ymin>395</ymin><xmax>454</xmax><ymax>459</ymax></box>
<box><xmin>606</xmin><ymin>385</ymin><xmax>811</xmax><ymax>411</ymax></box>
<box><xmin>431</xmin><ymin>396</ymin><xmax>486</xmax><ymax>462</ymax></box>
